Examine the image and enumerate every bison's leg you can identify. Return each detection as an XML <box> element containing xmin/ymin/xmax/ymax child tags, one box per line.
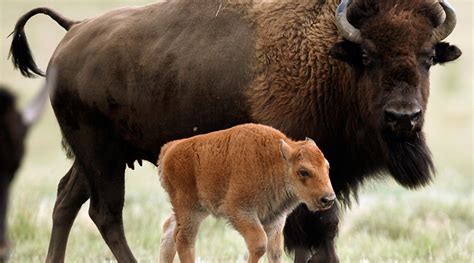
<box><xmin>293</xmin><ymin>248</ymin><xmax>312</xmax><ymax>263</ymax></box>
<box><xmin>159</xmin><ymin>214</ymin><xmax>177</xmax><ymax>263</ymax></box>
<box><xmin>284</xmin><ymin>204</ymin><xmax>339</xmax><ymax>263</ymax></box>
<box><xmin>264</xmin><ymin>216</ymin><xmax>285</xmax><ymax>263</ymax></box>
<box><xmin>308</xmin><ymin>236</ymin><xmax>339</xmax><ymax>263</ymax></box>
<box><xmin>46</xmin><ymin>161</ymin><xmax>89</xmax><ymax>263</ymax></box>
<box><xmin>230</xmin><ymin>216</ymin><xmax>267</xmax><ymax>263</ymax></box>
<box><xmin>307</xmin><ymin>204</ymin><xmax>339</xmax><ymax>263</ymax></box>
<box><xmin>53</xmin><ymin>117</ymin><xmax>135</xmax><ymax>262</ymax></box>
<box><xmin>51</xmin><ymin>84</ymin><xmax>135</xmax><ymax>261</ymax></box>
<box><xmin>86</xmin><ymin>155</ymin><xmax>136</xmax><ymax>263</ymax></box>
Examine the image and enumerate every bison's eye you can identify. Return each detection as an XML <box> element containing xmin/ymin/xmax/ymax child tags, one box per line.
<box><xmin>362</xmin><ymin>50</ymin><xmax>372</xmax><ymax>66</ymax></box>
<box><xmin>419</xmin><ymin>52</ymin><xmax>436</xmax><ymax>70</ymax></box>
<box><xmin>424</xmin><ymin>56</ymin><xmax>435</xmax><ymax>68</ymax></box>
<box><xmin>298</xmin><ymin>169</ymin><xmax>310</xmax><ymax>177</ymax></box>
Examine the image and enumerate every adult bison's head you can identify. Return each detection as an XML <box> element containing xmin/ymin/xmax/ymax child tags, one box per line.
<box><xmin>329</xmin><ymin>0</ymin><xmax>461</xmax><ymax>188</ymax></box>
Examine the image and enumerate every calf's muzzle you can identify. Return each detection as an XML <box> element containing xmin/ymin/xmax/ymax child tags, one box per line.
<box><xmin>319</xmin><ymin>193</ymin><xmax>336</xmax><ymax>209</ymax></box>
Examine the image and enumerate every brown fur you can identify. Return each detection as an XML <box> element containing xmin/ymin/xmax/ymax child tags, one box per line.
<box><xmin>158</xmin><ymin>124</ymin><xmax>334</xmax><ymax>263</ymax></box>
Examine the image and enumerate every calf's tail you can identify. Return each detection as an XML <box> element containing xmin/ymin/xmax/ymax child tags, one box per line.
<box><xmin>9</xmin><ymin>7</ymin><xmax>77</xmax><ymax>78</ymax></box>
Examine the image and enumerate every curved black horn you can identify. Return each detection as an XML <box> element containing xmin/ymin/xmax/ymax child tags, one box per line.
<box><xmin>432</xmin><ymin>0</ymin><xmax>457</xmax><ymax>42</ymax></box>
<box><xmin>335</xmin><ymin>0</ymin><xmax>362</xmax><ymax>44</ymax></box>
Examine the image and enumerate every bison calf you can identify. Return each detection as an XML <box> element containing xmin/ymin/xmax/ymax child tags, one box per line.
<box><xmin>158</xmin><ymin>124</ymin><xmax>335</xmax><ymax>263</ymax></box>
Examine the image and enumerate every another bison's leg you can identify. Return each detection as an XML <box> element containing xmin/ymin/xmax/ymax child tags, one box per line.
<box><xmin>286</xmin><ymin>204</ymin><xmax>340</xmax><ymax>263</ymax></box>
<box><xmin>0</xmin><ymin>173</ymin><xmax>14</xmax><ymax>261</ymax></box>
<box><xmin>159</xmin><ymin>214</ymin><xmax>177</xmax><ymax>263</ymax></box>
<box><xmin>264</xmin><ymin>217</ymin><xmax>285</xmax><ymax>263</ymax></box>
<box><xmin>230</xmin><ymin>216</ymin><xmax>267</xmax><ymax>263</ymax></box>
<box><xmin>173</xmin><ymin>209</ymin><xmax>207</xmax><ymax>263</ymax></box>
<box><xmin>46</xmin><ymin>161</ymin><xmax>90</xmax><ymax>263</ymax></box>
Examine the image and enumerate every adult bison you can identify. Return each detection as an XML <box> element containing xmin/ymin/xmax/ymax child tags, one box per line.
<box><xmin>9</xmin><ymin>0</ymin><xmax>461</xmax><ymax>262</ymax></box>
<box><xmin>0</xmin><ymin>82</ymin><xmax>49</xmax><ymax>260</ymax></box>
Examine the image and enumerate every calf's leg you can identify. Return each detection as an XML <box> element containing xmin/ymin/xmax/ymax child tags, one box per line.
<box><xmin>173</xmin><ymin>209</ymin><xmax>207</xmax><ymax>263</ymax></box>
<box><xmin>230</xmin><ymin>216</ymin><xmax>267</xmax><ymax>263</ymax></box>
<box><xmin>264</xmin><ymin>217</ymin><xmax>285</xmax><ymax>263</ymax></box>
<box><xmin>46</xmin><ymin>161</ymin><xmax>90</xmax><ymax>263</ymax></box>
<box><xmin>159</xmin><ymin>214</ymin><xmax>177</xmax><ymax>263</ymax></box>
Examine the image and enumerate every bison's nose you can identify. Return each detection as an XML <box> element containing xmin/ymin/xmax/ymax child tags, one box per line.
<box><xmin>384</xmin><ymin>107</ymin><xmax>422</xmax><ymax>131</ymax></box>
<box><xmin>320</xmin><ymin>193</ymin><xmax>336</xmax><ymax>208</ymax></box>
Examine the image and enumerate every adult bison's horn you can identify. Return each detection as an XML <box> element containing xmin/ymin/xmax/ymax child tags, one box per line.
<box><xmin>335</xmin><ymin>0</ymin><xmax>362</xmax><ymax>44</ymax></box>
<box><xmin>432</xmin><ymin>0</ymin><xmax>457</xmax><ymax>43</ymax></box>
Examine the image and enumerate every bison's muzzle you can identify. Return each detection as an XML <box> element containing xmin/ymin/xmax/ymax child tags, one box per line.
<box><xmin>384</xmin><ymin>104</ymin><xmax>422</xmax><ymax>135</ymax></box>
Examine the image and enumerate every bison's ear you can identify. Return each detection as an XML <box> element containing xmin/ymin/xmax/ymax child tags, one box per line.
<box><xmin>279</xmin><ymin>139</ymin><xmax>292</xmax><ymax>161</ymax></box>
<box><xmin>329</xmin><ymin>41</ymin><xmax>362</xmax><ymax>66</ymax></box>
<box><xmin>434</xmin><ymin>42</ymin><xmax>462</xmax><ymax>65</ymax></box>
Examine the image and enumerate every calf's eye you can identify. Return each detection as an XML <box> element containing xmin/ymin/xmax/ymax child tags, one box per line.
<box><xmin>298</xmin><ymin>169</ymin><xmax>310</xmax><ymax>177</ymax></box>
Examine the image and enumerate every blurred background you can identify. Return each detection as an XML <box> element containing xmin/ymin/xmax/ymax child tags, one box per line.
<box><xmin>0</xmin><ymin>0</ymin><xmax>472</xmax><ymax>262</ymax></box>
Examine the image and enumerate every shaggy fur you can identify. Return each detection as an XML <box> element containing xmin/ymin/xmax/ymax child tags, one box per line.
<box><xmin>8</xmin><ymin>0</ymin><xmax>461</xmax><ymax>262</ymax></box>
<box><xmin>158</xmin><ymin>124</ymin><xmax>334</xmax><ymax>263</ymax></box>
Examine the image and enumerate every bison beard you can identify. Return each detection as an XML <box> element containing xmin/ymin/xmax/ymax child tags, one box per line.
<box><xmin>385</xmin><ymin>132</ymin><xmax>435</xmax><ymax>188</ymax></box>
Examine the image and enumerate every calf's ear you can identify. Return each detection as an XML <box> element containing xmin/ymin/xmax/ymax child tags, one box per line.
<box><xmin>279</xmin><ymin>139</ymin><xmax>292</xmax><ymax>161</ymax></box>
<box><xmin>329</xmin><ymin>40</ymin><xmax>362</xmax><ymax>66</ymax></box>
<box><xmin>305</xmin><ymin>137</ymin><xmax>317</xmax><ymax>147</ymax></box>
<box><xmin>434</xmin><ymin>42</ymin><xmax>462</xmax><ymax>64</ymax></box>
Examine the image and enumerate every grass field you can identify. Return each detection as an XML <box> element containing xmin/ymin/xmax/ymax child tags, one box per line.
<box><xmin>0</xmin><ymin>0</ymin><xmax>473</xmax><ymax>262</ymax></box>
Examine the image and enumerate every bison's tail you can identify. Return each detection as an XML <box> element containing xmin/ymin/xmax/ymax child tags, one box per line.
<box><xmin>9</xmin><ymin>7</ymin><xmax>77</xmax><ymax>78</ymax></box>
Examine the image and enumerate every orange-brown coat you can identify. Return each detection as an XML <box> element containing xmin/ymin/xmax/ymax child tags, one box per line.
<box><xmin>158</xmin><ymin>124</ymin><xmax>334</xmax><ymax>263</ymax></box>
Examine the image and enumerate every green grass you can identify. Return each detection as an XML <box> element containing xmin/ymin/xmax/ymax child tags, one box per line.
<box><xmin>1</xmin><ymin>0</ymin><xmax>473</xmax><ymax>262</ymax></box>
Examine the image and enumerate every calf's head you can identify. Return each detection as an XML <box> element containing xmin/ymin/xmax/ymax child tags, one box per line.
<box><xmin>329</xmin><ymin>0</ymin><xmax>461</xmax><ymax>188</ymax></box>
<box><xmin>280</xmin><ymin>138</ymin><xmax>335</xmax><ymax>212</ymax></box>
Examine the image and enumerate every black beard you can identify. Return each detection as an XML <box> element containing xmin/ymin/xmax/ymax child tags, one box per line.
<box><xmin>384</xmin><ymin>131</ymin><xmax>435</xmax><ymax>188</ymax></box>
